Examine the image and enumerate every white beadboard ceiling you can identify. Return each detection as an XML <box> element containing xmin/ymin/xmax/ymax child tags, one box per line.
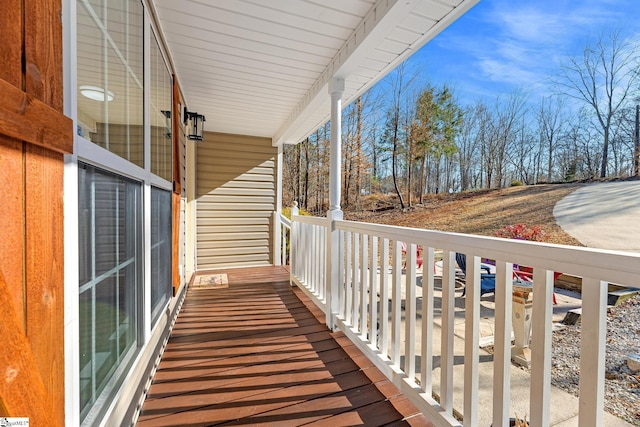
<box><xmin>152</xmin><ymin>0</ymin><xmax>479</xmax><ymax>146</ymax></box>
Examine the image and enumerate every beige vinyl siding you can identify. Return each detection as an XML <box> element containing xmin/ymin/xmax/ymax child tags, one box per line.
<box><xmin>196</xmin><ymin>132</ymin><xmax>276</xmax><ymax>269</ymax></box>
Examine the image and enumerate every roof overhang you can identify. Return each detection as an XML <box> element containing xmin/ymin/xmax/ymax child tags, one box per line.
<box><xmin>153</xmin><ymin>0</ymin><xmax>479</xmax><ymax>146</ymax></box>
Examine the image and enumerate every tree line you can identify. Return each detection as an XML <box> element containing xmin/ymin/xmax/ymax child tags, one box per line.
<box><xmin>283</xmin><ymin>30</ymin><xmax>640</xmax><ymax>214</ymax></box>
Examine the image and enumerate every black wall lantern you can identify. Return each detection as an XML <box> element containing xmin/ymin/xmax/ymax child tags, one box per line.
<box><xmin>183</xmin><ymin>107</ymin><xmax>206</xmax><ymax>141</ymax></box>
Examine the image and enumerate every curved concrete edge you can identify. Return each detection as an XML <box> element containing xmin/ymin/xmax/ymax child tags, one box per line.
<box><xmin>553</xmin><ymin>181</ymin><xmax>640</xmax><ymax>252</ymax></box>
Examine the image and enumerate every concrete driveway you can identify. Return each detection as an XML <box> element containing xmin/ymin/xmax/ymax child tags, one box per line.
<box><xmin>553</xmin><ymin>180</ymin><xmax>640</xmax><ymax>252</ymax></box>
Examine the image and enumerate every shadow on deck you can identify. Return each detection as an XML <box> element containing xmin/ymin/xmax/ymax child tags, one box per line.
<box><xmin>137</xmin><ymin>266</ymin><xmax>431</xmax><ymax>426</ymax></box>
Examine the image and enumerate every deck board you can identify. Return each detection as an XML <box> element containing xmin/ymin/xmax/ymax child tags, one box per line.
<box><xmin>137</xmin><ymin>266</ymin><xmax>431</xmax><ymax>427</ymax></box>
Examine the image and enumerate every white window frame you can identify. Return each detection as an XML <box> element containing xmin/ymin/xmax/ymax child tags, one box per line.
<box><xmin>63</xmin><ymin>0</ymin><xmax>175</xmax><ymax>424</ymax></box>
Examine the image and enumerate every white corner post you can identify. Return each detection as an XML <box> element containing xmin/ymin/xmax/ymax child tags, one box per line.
<box><xmin>273</xmin><ymin>145</ymin><xmax>283</xmax><ymax>265</ymax></box>
<box><xmin>273</xmin><ymin>208</ymin><xmax>281</xmax><ymax>266</ymax></box>
<box><xmin>326</xmin><ymin>77</ymin><xmax>345</xmax><ymax>330</ymax></box>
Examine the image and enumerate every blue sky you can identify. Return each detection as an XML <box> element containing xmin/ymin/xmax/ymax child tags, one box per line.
<box><xmin>403</xmin><ymin>0</ymin><xmax>640</xmax><ymax>106</ymax></box>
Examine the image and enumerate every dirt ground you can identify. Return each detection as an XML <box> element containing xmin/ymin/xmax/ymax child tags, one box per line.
<box><xmin>344</xmin><ymin>184</ymin><xmax>585</xmax><ymax>246</ymax></box>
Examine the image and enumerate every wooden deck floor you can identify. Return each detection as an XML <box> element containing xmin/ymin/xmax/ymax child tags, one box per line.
<box><xmin>137</xmin><ymin>266</ymin><xmax>431</xmax><ymax>427</ymax></box>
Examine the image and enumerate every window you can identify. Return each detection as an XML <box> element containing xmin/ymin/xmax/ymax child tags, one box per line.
<box><xmin>77</xmin><ymin>0</ymin><xmax>145</xmax><ymax>167</ymax></box>
<box><xmin>150</xmin><ymin>30</ymin><xmax>173</xmax><ymax>181</ymax></box>
<box><xmin>78</xmin><ymin>164</ymin><xmax>142</xmax><ymax>423</ymax></box>
<box><xmin>74</xmin><ymin>0</ymin><xmax>175</xmax><ymax>423</ymax></box>
<box><xmin>151</xmin><ymin>187</ymin><xmax>172</xmax><ymax>324</ymax></box>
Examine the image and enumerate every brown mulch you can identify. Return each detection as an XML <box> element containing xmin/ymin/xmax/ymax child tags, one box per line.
<box><xmin>344</xmin><ymin>184</ymin><xmax>584</xmax><ymax>246</ymax></box>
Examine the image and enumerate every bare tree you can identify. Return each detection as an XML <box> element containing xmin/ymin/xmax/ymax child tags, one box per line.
<box><xmin>404</xmin><ymin>95</ymin><xmax>416</xmax><ymax>206</ymax></box>
<box><xmin>343</xmin><ymin>101</ymin><xmax>356</xmax><ymax>208</ymax></box>
<box><xmin>281</xmin><ymin>140</ymin><xmax>300</xmax><ymax>206</ymax></box>
<box><xmin>560</xmin><ymin>108</ymin><xmax>602</xmax><ymax>180</ymax></box>
<box><xmin>610</xmin><ymin>104</ymin><xmax>639</xmax><ymax>176</ymax></box>
<box><xmin>537</xmin><ymin>96</ymin><xmax>566</xmax><ymax>182</ymax></box>
<box><xmin>457</xmin><ymin>104</ymin><xmax>482</xmax><ymax>190</ymax></box>
<box><xmin>474</xmin><ymin>102</ymin><xmax>491</xmax><ymax>188</ymax></box>
<box><xmin>302</xmin><ymin>137</ymin><xmax>310</xmax><ymax>208</ymax></box>
<box><xmin>383</xmin><ymin>104</ymin><xmax>406</xmax><ymax>208</ymax></box>
<box><xmin>509</xmin><ymin>114</ymin><xmax>538</xmax><ymax>184</ymax></box>
<box><xmin>354</xmin><ymin>96</ymin><xmax>363</xmax><ymax>206</ymax></box>
<box><xmin>557</xmin><ymin>29</ymin><xmax>640</xmax><ymax>177</ymax></box>
<box><xmin>482</xmin><ymin>92</ymin><xmax>526</xmax><ymax>188</ymax></box>
<box><xmin>383</xmin><ymin>63</ymin><xmax>416</xmax><ymax>209</ymax></box>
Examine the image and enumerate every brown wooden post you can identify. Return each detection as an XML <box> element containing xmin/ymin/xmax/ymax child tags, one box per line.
<box><xmin>172</xmin><ymin>76</ymin><xmax>182</xmax><ymax>294</ymax></box>
<box><xmin>0</xmin><ymin>0</ymin><xmax>27</xmax><ymax>326</ymax></box>
<box><xmin>0</xmin><ymin>0</ymin><xmax>72</xmax><ymax>424</ymax></box>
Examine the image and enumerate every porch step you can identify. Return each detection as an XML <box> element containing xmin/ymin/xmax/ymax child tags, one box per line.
<box><xmin>562</xmin><ymin>288</ymin><xmax>639</xmax><ymax>325</ymax></box>
<box><xmin>607</xmin><ymin>288</ymin><xmax>640</xmax><ymax>306</ymax></box>
<box><xmin>554</xmin><ymin>275</ymin><xmax>638</xmax><ymax>297</ymax></box>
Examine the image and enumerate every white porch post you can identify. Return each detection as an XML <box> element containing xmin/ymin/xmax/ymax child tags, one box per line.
<box><xmin>326</xmin><ymin>77</ymin><xmax>344</xmax><ymax>330</ymax></box>
<box><xmin>328</xmin><ymin>77</ymin><xmax>344</xmax><ymax>212</ymax></box>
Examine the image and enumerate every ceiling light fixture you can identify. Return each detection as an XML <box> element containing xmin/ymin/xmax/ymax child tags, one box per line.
<box><xmin>79</xmin><ymin>85</ymin><xmax>115</xmax><ymax>102</ymax></box>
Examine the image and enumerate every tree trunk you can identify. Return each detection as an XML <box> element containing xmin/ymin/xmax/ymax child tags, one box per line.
<box><xmin>601</xmin><ymin>126</ymin><xmax>609</xmax><ymax>178</ymax></box>
<box><xmin>303</xmin><ymin>137</ymin><xmax>309</xmax><ymax>209</ymax></box>
<box><xmin>419</xmin><ymin>150</ymin><xmax>426</xmax><ymax>203</ymax></box>
<box><xmin>406</xmin><ymin>123</ymin><xmax>413</xmax><ymax>208</ymax></box>
<box><xmin>355</xmin><ymin>97</ymin><xmax>362</xmax><ymax>207</ymax></box>
<box><xmin>391</xmin><ymin>115</ymin><xmax>405</xmax><ymax>209</ymax></box>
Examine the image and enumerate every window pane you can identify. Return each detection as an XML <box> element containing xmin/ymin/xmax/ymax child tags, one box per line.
<box><xmin>77</xmin><ymin>0</ymin><xmax>144</xmax><ymax>168</ymax></box>
<box><xmin>151</xmin><ymin>187</ymin><xmax>172</xmax><ymax>324</ymax></box>
<box><xmin>78</xmin><ymin>164</ymin><xmax>141</xmax><ymax>423</ymax></box>
<box><xmin>150</xmin><ymin>31</ymin><xmax>172</xmax><ymax>181</ymax></box>
<box><xmin>93</xmin><ymin>170</ymin><xmax>118</xmax><ymax>276</ymax></box>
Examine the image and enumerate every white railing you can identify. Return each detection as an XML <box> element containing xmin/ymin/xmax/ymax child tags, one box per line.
<box><xmin>279</xmin><ymin>213</ymin><xmax>291</xmax><ymax>266</ymax></box>
<box><xmin>289</xmin><ymin>214</ymin><xmax>640</xmax><ymax>427</ymax></box>
<box><xmin>290</xmin><ymin>214</ymin><xmax>327</xmax><ymax>309</ymax></box>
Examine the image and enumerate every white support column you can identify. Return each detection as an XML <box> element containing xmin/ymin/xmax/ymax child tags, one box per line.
<box><xmin>325</xmin><ymin>77</ymin><xmax>345</xmax><ymax>330</ymax></box>
<box><xmin>328</xmin><ymin>77</ymin><xmax>344</xmax><ymax>211</ymax></box>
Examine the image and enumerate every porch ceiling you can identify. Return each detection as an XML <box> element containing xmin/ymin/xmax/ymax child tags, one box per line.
<box><xmin>153</xmin><ymin>0</ymin><xmax>478</xmax><ymax>146</ymax></box>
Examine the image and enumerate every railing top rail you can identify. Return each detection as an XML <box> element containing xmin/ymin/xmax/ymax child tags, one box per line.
<box><xmin>279</xmin><ymin>214</ymin><xmax>291</xmax><ymax>229</ymax></box>
<box><xmin>292</xmin><ymin>214</ymin><xmax>327</xmax><ymax>227</ymax></box>
<box><xmin>334</xmin><ymin>218</ymin><xmax>640</xmax><ymax>288</ymax></box>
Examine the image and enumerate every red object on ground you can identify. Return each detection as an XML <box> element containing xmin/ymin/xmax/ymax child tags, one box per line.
<box><xmin>401</xmin><ymin>241</ymin><xmax>423</xmax><ymax>269</ymax></box>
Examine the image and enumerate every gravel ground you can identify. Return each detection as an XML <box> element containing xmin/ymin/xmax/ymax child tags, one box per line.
<box><xmin>551</xmin><ymin>294</ymin><xmax>640</xmax><ymax>425</ymax></box>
